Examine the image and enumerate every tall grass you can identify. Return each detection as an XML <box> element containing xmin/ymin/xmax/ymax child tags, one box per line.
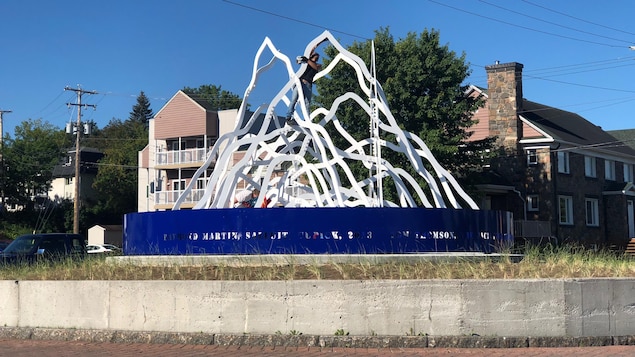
<box><xmin>1</xmin><ymin>244</ymin><xmax>635</xmax><ymax>281</ymax></box>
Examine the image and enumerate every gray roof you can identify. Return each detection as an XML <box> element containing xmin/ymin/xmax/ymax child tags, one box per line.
<box><xmin>184</xmin><ymin>93</ymin><xmax>223</xmax><ymax>111</ymax></box>
<box><xmin>520</xmin><ymin>100</ymin><xmax>635</xmax><ymax>157</ymax></box>
<box><xmin>607</xmin><ymin>129</ymin><xmax>635</xmax><ymax>150</ymax></box>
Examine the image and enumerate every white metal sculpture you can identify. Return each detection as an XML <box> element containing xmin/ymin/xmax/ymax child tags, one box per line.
<box><xmin>173</xmin><ymin>31</ymin><xmax>478</xmax><ymax>210</ymax></box>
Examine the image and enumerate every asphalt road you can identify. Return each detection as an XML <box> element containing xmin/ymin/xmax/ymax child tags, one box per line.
<box><xmin>2</xmin><ymin>339</ymin><xmax>635</xmax><ymax>357</ymax></box>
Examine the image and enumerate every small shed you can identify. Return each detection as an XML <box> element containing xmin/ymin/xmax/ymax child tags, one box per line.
<box><xmin>88</xmin><ymin>224</ymin><xmax>123</xmax><ymax>247</ymax></box>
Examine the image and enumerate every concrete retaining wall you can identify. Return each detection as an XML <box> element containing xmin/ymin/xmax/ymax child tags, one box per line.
<box><xmin>1</xmin><ymin>279</ymin><xmax>635</xmax><ymax>337</ymax></box>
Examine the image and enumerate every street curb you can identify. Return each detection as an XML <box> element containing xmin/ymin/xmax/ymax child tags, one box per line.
<box><xmin>0</xmin><ymin>327</ymin><xmax>634</xmax><ymax>348</ymax></box>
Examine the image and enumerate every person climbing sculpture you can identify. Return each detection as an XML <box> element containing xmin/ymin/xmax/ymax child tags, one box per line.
<box><xmin>285</xmin><ymin>39</ymin><xmax>328</xmax><ymax>125</ymax></box>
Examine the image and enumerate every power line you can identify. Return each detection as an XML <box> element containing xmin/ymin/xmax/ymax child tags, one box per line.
<box><xmin>27</xmin><ymin>91</ymin><xmax>67</xmax><ymax>119</ymax></box>
<box><xmin>426</xmin><ymin>0</ymin><xmax>626</xmax><ymax>48</ymax></box>
<box><xmin>524</xmin><ymin>62</ymin><xmax>635</xmax><ymax>78</ymax></box>
<box><xmin>222</xmin><ymin>0</ymin><xmax>369</xmax><ymax>41</ymax></box>
<box><xmin>65</xmin><ymin>85</ymin><xmax>97</xmax><ymax>235</ymax></box>
<box><xmin>468</xmin><ymin>58</ymin><xmax>635</xmax><ymax>97</ymax></box>
<box><xmin>570</xmin><ymin>97</ymin><xmax>635</xmax><ymax>114</ymax></box>
<box><xmin>470</xmin><ymin>59</ymin><xmax>635</xmax><ymax>84</ymax></box>
<box><xmin>478</xmin><ymin>0</ymin><xmax>632</xmax><ymax>45</ymax></box>
<box><xmin>522</xmin><ymin>74</ymin><xmax>635</xmax><ymax>93</ymax></box>
<box><xmin>521</xmin><ymin>0</ymin><xmax>635</xmax><ymax>37</ymax></box>
<box><xmin>100</xmin><ymin>90</ymin><xmax>168</xmax><ymax>102</ymax></box>
<box><xmin>470</xmin><ymin>56</ymin><xmax>635</xmax><ymax>81</ymax></box>
<box><xmin>524</xmin><ymin>56</ymin><xmax>635</xmax><ymax>73</ymax></box>
<box><xmin>234</xmin><ymin>1</ymin><xmax>628</xmax><ymax>100</ymax></box>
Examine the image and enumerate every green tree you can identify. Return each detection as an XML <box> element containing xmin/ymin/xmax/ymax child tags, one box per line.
<box><xmin>89</xmin><ymin>92</ymin><xmax>151</xmax><ymax>222</ymax></box>
<box><xmin>129</xmin><ymin>91</ymin><xmax>153</xmax><ymax>127</ymax></box>
<box><xmin>182</xmin><ymin>84</ymin><xmax>243</xmax><ymax>110</ymax></box>
<box><xmin>2</xmin><ymin>119</ymin><xmax>70</xmax><ymax>209</ymax></box>
<box><xmin>316</xmin><ymin>28</ymin><xmax>494</xmax><ymax>203</ymax></box>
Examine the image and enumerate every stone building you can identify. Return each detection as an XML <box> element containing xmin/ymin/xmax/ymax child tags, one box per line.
<box><xmin>468</xmin><ymin>62</ymin><xmax>635</xmax><ymax>248</ymax></box>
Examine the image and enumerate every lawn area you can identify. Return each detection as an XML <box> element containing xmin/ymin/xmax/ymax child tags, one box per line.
<box><xmin>1</xmin><ymin>245</ymin><xmax>635</xmax><ymax>281</ymax></box>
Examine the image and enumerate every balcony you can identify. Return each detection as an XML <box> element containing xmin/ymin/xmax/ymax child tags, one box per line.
<box><xmin>154</xmin><ymin>188</ymin><xmax>206</xmax><ymax>208</ymax></box>
<box><xmin>155</xmin><ymin>148</ymin><xmax>214</xmax><ymax>168</ymax></box>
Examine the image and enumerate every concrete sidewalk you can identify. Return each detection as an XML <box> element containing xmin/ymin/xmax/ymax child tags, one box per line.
<box><xmin>2</xmin><ymin>339</ymin><xmax>635</xmax><ymax>357</ymax></box>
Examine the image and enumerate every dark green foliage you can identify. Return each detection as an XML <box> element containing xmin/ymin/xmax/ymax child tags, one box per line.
<box><xmin>129</xmin><ymin>91</ymin><xmax>153</xmax><ymax>127</ymax></box>
<box><xmin>182</xmin><ymin>84</ymin><xmax>244</xmax><ymax>110</ymax></box>
<box><xmin>88</xmin><ymin>91</ymin><xmax>152</xmax><ymax>223</ymax></box>
<box><xmin>1</xmin><ymin>119</ymin><xmax>70</xmax><ymax>209</ymax></box>
<box><xmin>0</xmin><ymin>119</ymin><xmax>72</xmax><ymax>237</ymax></box>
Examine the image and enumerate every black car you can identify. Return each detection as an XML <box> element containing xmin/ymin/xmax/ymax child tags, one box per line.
<box><xmin>0</xmin><ymin>233</ymin><xmax>87</xmax><ymax>265</ymax></box>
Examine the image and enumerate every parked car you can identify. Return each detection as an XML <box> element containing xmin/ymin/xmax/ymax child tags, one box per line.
<box><xmin>0</xmin><ymin>233</ymin><xmax>87</xmax><ymax>265</ymax></box>
<box><xmin>86</xmin><ymin>244</ymin><xmax>120</xmax><ymax>254</ymax></box>
<box><xmin>0</xmin><ymin>241</ymin><xmax>9</xmax><ymax>253</ymax></box>
<box><xmin>101</xmin><ymin>244</ymin><xmax>122</xmax><ymax>252</ymax></box>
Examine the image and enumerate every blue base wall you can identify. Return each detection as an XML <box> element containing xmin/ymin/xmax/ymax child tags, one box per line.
<box><xmin>123</xmin><ymin>207</ymin><xmax>513</xmax><ymax>255</ymax></box>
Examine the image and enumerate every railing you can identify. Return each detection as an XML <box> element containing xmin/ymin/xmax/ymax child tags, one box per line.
<box><xmin>154</xmin><ymin>189</ymin><xmax>205</xmax><ymax>206</ymax></box>
<box><xmin>514</xmin><ymin>221</ymin><xmax>557</xmax><ymax>243</ymax></box>
<box><xmin>155</xmin><ymin>148</ymin><xmax>211</xmax><ymax>166</ymax></box>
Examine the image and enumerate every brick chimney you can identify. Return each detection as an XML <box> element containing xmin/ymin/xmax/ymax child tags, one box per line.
<box><xmin>485</xmin><ymin>62</ymin><xmax>524</xmax><ymax>149</ymax></box>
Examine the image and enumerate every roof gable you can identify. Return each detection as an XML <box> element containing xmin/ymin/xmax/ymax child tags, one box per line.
<box><xmin>465</xmin><ymin>84</ymin><xmax>487</xmax><ymax>98</ymax></box>
<box><xmin>520</xmin><ymin>100</ymin><xmax>635</xmax><ymax>156</ymax></box>
<box><xmin>153</xmin><ymin>90</ymin><xmax>219</xmax><ymax>139</ymax></box>
<box><xmin>154</xmin><ymin>90</ymin><xmax>214</xmax><ymax>119</ymax></box>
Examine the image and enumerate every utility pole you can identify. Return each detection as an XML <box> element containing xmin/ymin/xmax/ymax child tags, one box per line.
<box><xmin>0</xmin><ymin>109</ymin><xmax>11</xmax><ymax>210</ymax></box>
<box><xmin>65</xmin><ymin>86</ymin><xmax>97</xmax><ymax>234</ymax></box>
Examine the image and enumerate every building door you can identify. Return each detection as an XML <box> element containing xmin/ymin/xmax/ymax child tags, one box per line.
<box><xmin>628</xmin><ymin>200</ymin><xmax>635</xmax><ymax>238</ymax></box>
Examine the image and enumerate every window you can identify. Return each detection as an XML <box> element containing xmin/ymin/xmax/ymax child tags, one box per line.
<box><xmin>605</xmin><ymin>160</ymin><xmax>616</xmax><ymax>181</ymax></box>
<box><xmin>71</xmin><ymin>237</ymin><xmax>84</xmax><ymax>254</ymax></box>
<box><xmin>172</xmin><ymin>180</ymin><xmax>186</xmax><ymax>191</ymax></box>
<box><xmin>558</xmin><ymin>195</ymin><xmax>573</xmax><ymax>225</ymax></box>
<box><xmin>196</xmin><ymin>179</ymin><xmax>206</xmax><ymax>190</ymax></box>
<box><xmin>584</xmin><ymin>156</ymin><xmax>596</xmax><ymax>178</ymax></box>
<box><xmin>557</xmin><ymin>152</ymin><xmax>570</xmax><ymax>174</ymax></box>
<box><xmin>585</xmin><ymin>198</ymin><xmax>599</xmax><ymax>227</ymax></box>
<box><xmin>624</xmin><ymin>163</ymin><xmax>634</xmax><ymax>183</ymax></box>
<box><xmin>527</xmin><ymin>194</ymin><xmax>539</xmax><ymax>212</ymax></box>
<box><xmin>171</xmin><ymin>180</ymin><xmax>186</xmax><ymax>202</ymax></box>
<box><xmin>38</xmin><ymin>238</ymin><xmax>67</xmax><ymax>256</ymax></box>
<box><xmin>171</xmin><ymin>141</ymin><xmax>185</xmax><ymax>151</ymax></box>
<box><xmin>527</xmin><ymin>149</ymin><xmax>538</xmax><ymax>165</ymax></box>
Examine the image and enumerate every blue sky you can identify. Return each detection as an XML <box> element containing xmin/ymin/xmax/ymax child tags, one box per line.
<box><xmin>2</xmin><ymin>0</ymin><xmax>635</xmax><ymax>138</ymax></box>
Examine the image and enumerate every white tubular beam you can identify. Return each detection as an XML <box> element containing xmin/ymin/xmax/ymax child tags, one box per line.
<box><xmin>173</xmin><ymin>31</ymin><xmax>479</xmax><ymax>211</ymax></box>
